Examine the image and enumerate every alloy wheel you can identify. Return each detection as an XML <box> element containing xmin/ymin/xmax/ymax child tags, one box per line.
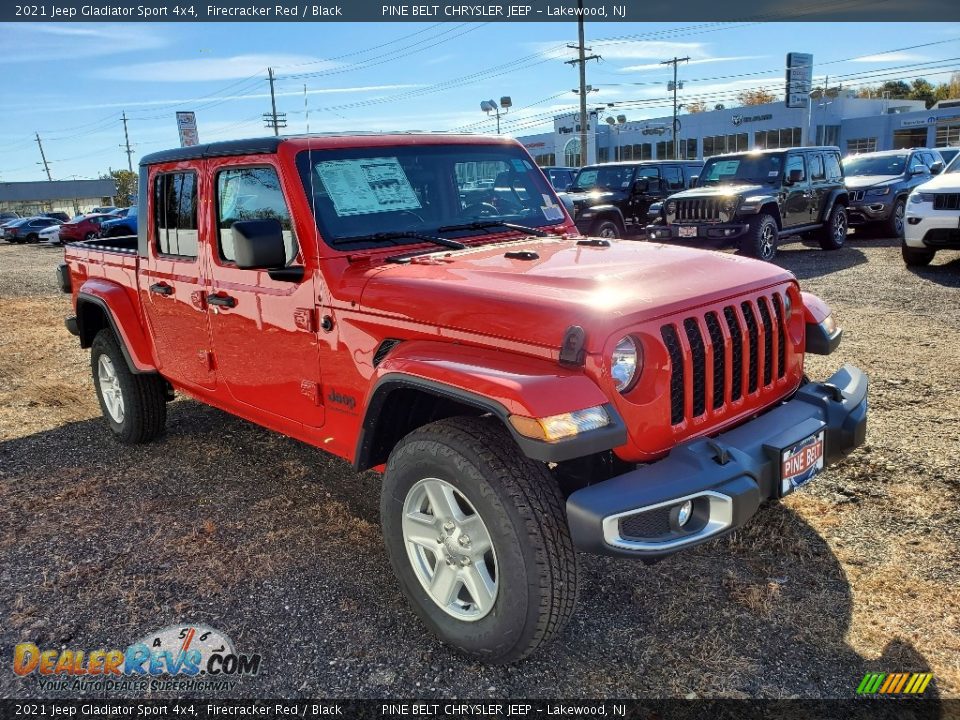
<box><xmin>97</xmin><ymin>355</ymin><xmax>125</xmax><ymax>423</ymax></box>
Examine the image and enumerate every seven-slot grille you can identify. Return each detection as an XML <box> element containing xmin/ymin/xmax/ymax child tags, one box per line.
<box><xmin>660</xmin><ymin>293</ymin><xmax>790</xmax><ymax>426</ymax></box>
<box><xmin>933</xmin><ymin>193</ymin><xmax>960</xmax><ymax>211</ymax></box>
<box><xmin>674</xmin><ymin>198</ymin><xmax>723</xmax><ymax>223</ymax></box>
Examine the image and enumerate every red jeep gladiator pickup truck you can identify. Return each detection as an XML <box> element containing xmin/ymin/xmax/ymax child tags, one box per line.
<box><xmin>58</xmin><ymin>134</ymin><xmax>867</xmax><ymax>663</ymax></box>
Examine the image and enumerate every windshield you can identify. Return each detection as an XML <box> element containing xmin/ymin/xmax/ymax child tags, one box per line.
<box><xmin>699</xmin><ymin>155</ymin><xmax>783</xmax><ymax>186</ymax></box>
<box><xmin>570</xmin><ymin>165</ymin><xmax>636</xmax><ymax>191</ymax></box>
<box><xmin>296</xmin><ymin>144</ymin><xmax>564</xmax><ymax>248</ymax></box>
<box><xmin>843</xmin><ymin>154</ymin><xmax>907</xmax><ymax>176</ymax></box>
<box><xmin>946</xmin><ymin>153</ymin><xmax>960</xmax><ymax>174</ymax></box>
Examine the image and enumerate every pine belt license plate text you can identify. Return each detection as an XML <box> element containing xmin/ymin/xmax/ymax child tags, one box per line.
<box><xmin>780</xmin><ymin>431</ymin><xmax>825</xmax><ymax>494</ymax></box>
<box><xmin>678</xmin><ymin>226</ymin><xmax>698</xmax><ymax>238</ymax></box>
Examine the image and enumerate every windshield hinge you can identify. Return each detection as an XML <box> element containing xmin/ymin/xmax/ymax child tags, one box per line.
<box><xmin>558</xmin><ymin>325</ymin><xmax>586</xmax><ymax>367</ymax></box>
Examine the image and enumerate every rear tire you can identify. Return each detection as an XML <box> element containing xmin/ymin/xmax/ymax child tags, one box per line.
<box><xmin>818</xmin><ymin>204</ymin><xmax>848</xmax><ymax>250</ymax></box>
<box><xmin>591</xmin><ymin>218</ymin><xmax>621</xmax><ymax>239</ymax></box>
<box><xmin>739</xmin><ymin>213</ymin><xmax>779</xmax><ymax>261</ymax></box>
<box><xmin>91</xmin><ymin>329</ymin><xmax>167</xmax><ymax>444</ymax></box>
<box><xmin>902</xmin><ymin>243</ymin><xmax>934</xmax><ymax>267</ymax></box>
<box><xmin>380</xmin><ymin>416</ymin><xmax>578</xmax><ymax>664</ymax></box>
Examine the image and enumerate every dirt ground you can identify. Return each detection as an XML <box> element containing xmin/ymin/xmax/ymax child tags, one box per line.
<box><xmin>0</xmin><ymin>235</ymin><xmax>958</xmax><ymax>700</ymax></box>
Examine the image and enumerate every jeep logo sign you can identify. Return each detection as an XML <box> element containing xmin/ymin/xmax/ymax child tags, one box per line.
<box><xmin>731</xmin><ymin>113</ymin><xmax>774</xmax><ymax>126</ymax></box>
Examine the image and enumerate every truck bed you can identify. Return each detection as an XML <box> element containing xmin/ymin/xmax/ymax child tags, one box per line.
<box><xmin>62</xmin><ymin>234</ymin><xmax>141</xmax><ymax>304</ymax></box>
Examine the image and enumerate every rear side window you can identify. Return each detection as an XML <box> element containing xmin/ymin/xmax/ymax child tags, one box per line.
<box><xmin>825</xmin><ymin>152</ymin><xmax>843</xmax><ymax>181</ymax></box>
<box><xmin>216</xmin><ymin>166</ymin><xmax>298</xmax><ymax>265</ymax></box>
<box><xmin>662</xmin><ymin>166</ymin><xmax>684</xmax><ymax>190</ymax></box>
<box><xmin>808</xmin><ymin>153</ymin><xmax>825</xmax><ymax>182</ymax></box>
<box><xmin>154</xmin><ymin>172</ymin><xmax>198</xmax><ymax>258</ymax></box>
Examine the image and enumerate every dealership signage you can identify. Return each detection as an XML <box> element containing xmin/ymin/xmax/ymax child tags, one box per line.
<box><xmin>901</xmin><ymin>114</ymin><xmax>960</xmax><ymax>128</ymax></box>
<box><xmin>732</xmin><ymin>113</ymin><xmax>774</xmax><ymax>126</ymax></box>
<box><xmin>785</xmin><ymin>52</ymin><xmax>813</xmax><ymax>109</ymax></box>
<box><xmin>176</xmin><ymin>111</ymin><xmax>199</xmax><ymax>147</ymax></box>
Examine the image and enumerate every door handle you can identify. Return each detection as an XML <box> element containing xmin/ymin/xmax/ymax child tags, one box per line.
<box><xmin>149</xmin><ymin>282</ymin><xmax>173</xmax><ymax>296</ymax></box>
<box><xmin>207</xmin><ymin>294</ymin><xmax>237</xmax><ymax>309</ymax></box>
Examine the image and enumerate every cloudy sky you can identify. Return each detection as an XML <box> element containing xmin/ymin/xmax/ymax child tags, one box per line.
<box><xmin>0</xmin><ymin>21</ymin><xmax>958</xmax><ymax>181</ymax></box>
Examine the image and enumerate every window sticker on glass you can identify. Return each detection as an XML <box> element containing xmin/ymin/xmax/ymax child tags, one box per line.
<box><xmin>315</xmin><ymin>157</ymin><xmax>422</xmax><ymax>216</ymax></box>
<box><xmin>542</xmin><ymin>205</ymin><xmax>564</xmax><ymax>221</ymax></box>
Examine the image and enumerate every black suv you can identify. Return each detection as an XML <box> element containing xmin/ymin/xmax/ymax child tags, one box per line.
<box><xmin>560</xmin><ymin>160</ymin><xmax>703</xmax><ymax>238</ymax></box>
<box><xmin>843</xmin><ymin>148</ymin><xmax>945</xmax><ymax>237</ymax></box>
<box><xmin>648</xmin><ymin>146</ymin><xmax>849</xmax><ymax>260</ymax></box>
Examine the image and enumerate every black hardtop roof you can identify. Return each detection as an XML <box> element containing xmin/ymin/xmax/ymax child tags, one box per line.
<box><xmin>140</xmin><ymin>137</ymin><xmax>282</xmax><ymax>167</ymax></box>
<box><xmin>708</xmin><ymin>146</ymin><xmax>841</xmax><ymax>160</ymax></box>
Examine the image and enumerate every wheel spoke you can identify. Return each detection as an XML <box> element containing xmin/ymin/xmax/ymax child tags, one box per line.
<box><xmin>461</xmin><ymin>562</ymin><xmax>496</xmax><ymax>615</ymax></box>
<box><xmin>402</xmin><ymin>511</ymin><xmax>440</xmax><ymax>549</ymax></box>
<box><xmin>423</xmin><ymin>481</ymin><xmax>464</xmax><ymax>523</ymax></box>
<box><xmin>429</xmin><ymin>563</ymin><xmax>461</xmax><ymax>606</ymax></box>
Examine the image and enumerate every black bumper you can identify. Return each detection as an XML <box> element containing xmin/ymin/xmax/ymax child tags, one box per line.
<box><xmin>566</xmin><ymin>364</ymin><xmax>868</xmax><ymax>561</ymax></box>
<box><xmin>847</xmin><ymin>201</ymin><xmax>893</xmax><ymax>226</ymax></box>
<box><xmin>647</xmin><ymin>222</ymin><xmax>750</xmax><ymax>245</ymax></box>
<box><xmin>921</xmin><ymin>227</ymin><xmax>960</xmax><ymax>249</ymax></box>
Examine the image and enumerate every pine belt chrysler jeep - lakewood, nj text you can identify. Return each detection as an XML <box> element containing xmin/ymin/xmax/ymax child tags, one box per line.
<box><xmin>58</xmin><ymin>134</ymin><xmax>868</xmax><ymax>663</ymax></box>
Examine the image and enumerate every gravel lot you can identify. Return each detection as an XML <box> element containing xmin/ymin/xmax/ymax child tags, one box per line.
<box><xmin>1</xmin><ymin>235</ymin><xmax>958</xmax><ymax>700</ymax></box>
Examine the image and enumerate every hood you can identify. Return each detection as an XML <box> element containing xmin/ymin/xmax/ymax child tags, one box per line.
<box><xmin>913</xmin><ymin>172</ymin><xmax>960</xmax><ymax>192</ymax></box>
<box><xmin>845</xmin><ymin>174</ymin><xmax>901</xmax><ymax>189</ymax></box>
<box><xmin>561</xmin><ymin>189</ymin><xmax>623</xmax><ymax>204</ymax></box>
<box><xmin>668</xmin><ymin>183</ymin><xmax>768</xmax><ymax>199</ymax></box>
<box><xmin>359</xmin><ymin>238</ymin><xmax>793</xmax><ymax>354</ymax></box>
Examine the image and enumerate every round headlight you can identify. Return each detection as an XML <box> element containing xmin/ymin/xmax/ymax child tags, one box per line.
<box><xmin>611</xmin><ymin>336</ymin><xmax>641</xmax><ymax>393</ymax></box>
<box><xmin>665</xmin><ymin>201</ymin><xmax>676</xmax><ymax>215</ymax></box>
<box><xmin>784</xmin><ymin>293</ymin><xmax>793</xmax><ymax>318</ymax></box>
<box><xmin>721</xmin><ymin>196</ymin><xmax>738</xmax><ymax>212</ymax></box>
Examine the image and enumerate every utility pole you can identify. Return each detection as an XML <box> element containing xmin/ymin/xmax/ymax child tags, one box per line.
<box><xmin>263</xmin><ymin>67</ymin><xmax>286</xmax><ymax>135</ymax></box>
<box><xmin>35</xmin><ymin>132</ymin><xmax>52</xmax><ymax>181</ymax></box>
<box><xmin>661</xmin><ymin>56</ymin><xmax>690</xmax><ymax>160</ymax></box>
<box><xmin>565</xmin><ymin>0</ymin><xmax>600</xmax><ymax>167</ymax></box>
<box><xmin>121</xmin><ymin>111</ymin><xmax>134</xmax><ymax>173</ymax></box>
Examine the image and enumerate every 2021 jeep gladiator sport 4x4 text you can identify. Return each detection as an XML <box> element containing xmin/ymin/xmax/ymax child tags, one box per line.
<box><xmin>59</xmin><ymin>134</ymin><xmax>867</xmax><ymax>663</ymax></box>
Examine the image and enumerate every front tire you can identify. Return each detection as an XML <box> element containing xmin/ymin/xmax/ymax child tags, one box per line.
<box><xmin>739</xmin><ymin>213</ymin><xmax>779</xmax><ymax>261</ymax></box>
<box><xmin>883</xmin><ymin>198</ymin><xmax>906</xmax><ymax>238</ymax></box>
<box><xmin>591</xmin><ymin>218</ymin><xmax>621</xmax><ymax>239</ymax></box>
<box><xmin>381</xmin><ymin>416</ymin><xmax>578</xmax><ymax>664</ymax></box>
<box><xmin>818</xmin><ymin>204</ymin><xmax>848</xmax><ymax>250</ymax></box>
<box><xmin>902</xmin><ymin>242</ymin><xmax>934</xmax><ymax>267</ymax></box>
<box><xmin>91</xmin><ymin>329</ymin><xmax>167</xmax><ymax>444</ymax></box>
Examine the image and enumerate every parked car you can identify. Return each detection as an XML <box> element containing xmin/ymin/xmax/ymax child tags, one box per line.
<box><xmin>0</xmin><ymin>211</ymin><xmax>21</xmax><ymax>224</ymax></box>
<box><xmin>108</xmin><ymin>207</ymin><xmax>131</xmax><ymax>218</ymax></box>
<box><xmin>540</xmin><ymin>166</ymin><xmax>577</xmax><ymax>191</ymax></box>
<box><xmin>561</xmin><ymin>160</ymin><xmax>703</xmax><ymax>238</ymax></box>
<box><xmin>843</xmin><ymin>149</ymin><xmax>945</xmax><ymax>237</ymax></box>
<box><xmin>934</xmin><ymin>147</ymin><xmax>959</xmax><ymax>167</ymax></box>
<box><xmin>649</xmin><ymin>146</ymin><xmax>849</xmax><ymax>260</ymax></box>
<box><xmin>3</xmin><ymin>216</ymin><xmax>61</xmax><ymax>244</ymax></box>
<box><xmin>38</xmin><ymin>223</ymin><xmax>62</xmax><ymax>245</ymax></box>
<box><xmin>101</xmin><ymin>205</ymin><xmax>137</xmax><ymax>236</ymax></box>
<box><xmin>58</xmin><ymin>133</ymin><xmax>866</xmax><ymax>663</ymax></box>
<box><xmin>58</xmin><ymin>214</ymin><xmax>114</xmax><ymax>243</ymax></box>
<box><xmin>90</xmin><ymin>206</ymin><xmax>118</xmax><ymax>215</ymax></box>
<box><xmin>40</xmin><ymin>211</ymin><xmax>71</xmax><ymax>223</ymax></box>
<box><xmin>902</xmin><ymin>157</ymin><xmax>960</xmax><ymax>266</ymax></box>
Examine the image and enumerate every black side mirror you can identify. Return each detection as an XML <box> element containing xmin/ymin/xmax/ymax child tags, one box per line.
<box><xmin>688</xmin><ymin>175</ymin><xmax>699</xmax><ymax>187</ymax></box>
<box><xmin>232</xmin><ymin>219</ymin><xmax>287</xmax><ymax>270</ymax></box>
<box><xmin>930</xmin><ymin>161</ymin><xmax>944</xmax><ymax>175</ymax></box>
<box><xmin>786</xmin><ymin>169</ymin><xmax>804</xmax><ymax>185</ymax></box>
<box><xmin>633</xmin><ymin>178</ymin><xmax>650</xmax><ymax>194</ymax></box>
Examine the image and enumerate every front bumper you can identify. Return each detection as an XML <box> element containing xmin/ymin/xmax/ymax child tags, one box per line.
<box><xmin>904</xmin><ymin>210</ymin><xmax>960</xmax><ymax>249</ymax></box>
<box><xmin>847</xmin><ymin>199</ymin><xmax>893</xmax><ymax>225</ymax></box>
<box><xmin>647</xmin><ymin>223</ymin><xmax>749</xmax><ymax>245</ymax></box>
<box><xmin>567</xmin><ymin>364</ymin><xmax>867</xmax><ymax>560</ymax></box>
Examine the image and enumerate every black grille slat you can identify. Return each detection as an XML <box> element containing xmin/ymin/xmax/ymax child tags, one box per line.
<box><xmin>723</xmin><ymin>307</ymin><xmax>744</xmax><ymax>401</ymax></box>
<box><xmin>705</xmin><ymin>312</ymin><xmax>726</xmax><ymax>410</ymax></box>
<box><xmin>661</xmin><ymin>325</ymin><xmax>685</xmax><ymax>425</ymax></box>
<box><xmin>933</xmin><ymin>193</ymin><xmax>960</xmax><ymax>210</ymax></box>
<box><xmin>683</xmin><ymin>318</ymin><xmax>707</xmax><ymax>417</ymax></box>
<box><xmin>757</xmin><ymin>297</ymin><xmax>774</xmax><ymax>386</ymax></box>
<box><xmin>772</xmin><ymin>294</ymin><xmax>787</xmax><ymax>379</ymax></box>
<box><xmin>741</xmin><ymin>302</ymin><xmax>759</xmax><ymax>394</ymax></box>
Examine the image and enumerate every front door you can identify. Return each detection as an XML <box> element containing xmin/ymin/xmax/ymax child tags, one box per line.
<box><xmin>782</xmin><ymin>153</ymin><xmax>811</xmax><ymax>228</ymax></box>
<box><xmin>204</xmin><ymin>160</ymin><xmax>325</xmax><ymax>428</ymax></box>
<box><xmin>140</xmin><ymin>168</ymin><xmax>216</xmax><ymax>391</ymax></box>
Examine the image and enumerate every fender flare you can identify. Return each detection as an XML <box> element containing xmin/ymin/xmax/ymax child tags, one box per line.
<box><xmin>353</xmin><ymin>340</ymin><xmax>627</xmax><ymax>469</ymax></box>
<box><xmin>577</xmin><ymin>204</ymin><xmax>626</xmax><ymax>231</ymax></box>
<box><xmin>820</xmin><ymin>188</ymin><xmax>849</xmax><ymax>221</ymax></box>
<box><xmin>76</xmin><ymin>280</ymin><xmax>157</xmax><ymax>374</ymax></box>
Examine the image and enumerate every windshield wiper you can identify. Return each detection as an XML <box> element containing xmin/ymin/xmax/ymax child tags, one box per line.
<box><xmin>437</xmin><ymin>220</ymin><xmax>552</xmax><ymax>237</ymax></box>
<box><xmin>332</xmin><ymin>230</ymin><xmax>465</xmax><ymax>250</ymax></box>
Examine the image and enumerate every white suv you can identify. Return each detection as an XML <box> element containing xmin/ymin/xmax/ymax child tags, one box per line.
<box><xmin>903</xmin><ymin>155</ymin><xmax>960</xmax><ymax>266</ymax></box>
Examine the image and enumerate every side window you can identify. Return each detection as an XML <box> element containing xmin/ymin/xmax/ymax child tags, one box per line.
<box><xmin>824</xmin><ymin>152</ymin><xmax>843</xmax><ymax>181</ymax></box>
<box><xmin>785</xmin><ymin>154</ymin><xmax>806</xmax><ymax>182</ymax></box>
<box><xmin>154</xmin><ymin>172</ymin><xmax>198</xmax><ymax>258</ymax></box>
<box><xmin>216</xmin><ymin>166</ymin><xmax>298</xmax><ymax>265</ymax></box>
<box><xmin>808</xmin><ymin>153</ymin><xmax>825</xmax><ymax>182</ymax></box>
<box><xmin>662</xmin><ymin>166</ymin><xmax>684</xmax><ymax>190</ymax></box>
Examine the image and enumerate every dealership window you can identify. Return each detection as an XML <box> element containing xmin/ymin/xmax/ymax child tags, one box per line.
<box><xmin>846</xmin><ymin>138</ymin><xmax>877</xmax><ymax>154</ymax></box>
<box><xmin>564</xmin><ymin>138</ymin><xmax>582</xmax><ymax>167</ymax></box>
<box><xmin>655</xmin><ymin>141</ymin><xmax>675</xmax><ymax>160</ymax></box>
<box><xmin>533</xmin><ymin>153</ymin><xmax>556</xmax><ymax>167</ymax></box>
<box><xmin>216</xmin><ymin>166</ymin><xmax>298</xmax><ymax>265</ymax></box>
<box><xmin>893</xmin><ymin>128</ymin><xmax>928</xmax><ymax>149</ymax></box>
<box><xmin>816</xmin><ymin>125</ymin><xmax>840</xmax><ymax>146</ymax></box>
<box><xmin>598</xmin><ymin>147</ymin><xmax>609</xmax><ymax>163</ymax></box>
<box><xmin>678</xmin><ymin>138</ymin><xmax>697</xmax><ymax>160</ymax></box>
<box><xmin>154</xmin><ymin>171</ymin><xmax>198</xmax><ymax>258</ymax></box>
<box><xmin>639</xmin><ymin>143</ymin><xmax>652</xmax><ymax>160</ymax></box>
<box><xmin>935</xmin><ymin>123</ymin><xmax>960</xmax><ymax>147</ymax></box>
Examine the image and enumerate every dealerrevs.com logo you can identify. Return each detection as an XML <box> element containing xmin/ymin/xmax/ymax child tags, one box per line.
<box><xmin>13</xmin><ymin>624</ymin><xmax>261</xmax><ymax>693</ymax></box>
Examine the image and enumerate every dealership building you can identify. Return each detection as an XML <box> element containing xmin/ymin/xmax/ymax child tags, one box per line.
<box><xmin>517</xmin><ymin>94</ymin><xmax>960</xmax><ymax>167</ymax></box>
<box><xmin>0</xmin><ymin>179</ymin><xmax>117</xmax><ymax>217</ymax></box>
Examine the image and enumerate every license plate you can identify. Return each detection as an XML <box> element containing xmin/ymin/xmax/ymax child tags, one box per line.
<box><xmin>780</xmin><ymin>431</ymin><xmax>825</xmax><ymax>494</ymax></box>
<box><xmin>678</xmin><ymin>226</ymin><xmax>698</xmax><ymax>238</ymax></box>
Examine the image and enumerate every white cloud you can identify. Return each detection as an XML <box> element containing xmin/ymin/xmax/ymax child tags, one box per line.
<box><xmin>851</xmin><ymin>52</ymin><xmax>928</xmax><ymax>63</ymax></box>
<box><xmin>97</xmin><ymin>54</ymin><xmax>340</xmax><ymax>82</ymax></box>
<box><xmin>620</xmin><ymin>55</ymin><xmax>766</xmax><ymax>73</ymax></box>
<box><xmin>533</xmin><ymin>40</ymin><xmax>708</xmax><ymax>62</ymax></box>
<box><xmin>0</xmin><ymin>23</ymin><xmax>167</xmax><ymax>63</ymax></box>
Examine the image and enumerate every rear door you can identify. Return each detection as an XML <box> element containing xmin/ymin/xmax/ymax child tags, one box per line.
<box><xmin>140</xmin><ymin>167</ymin><xmax>216</xmax><ymax>391</ymax></box>
<box><xmin>205</xmin><ymin>159</ymin><xmax>324</xmax><ymax>428</ymax></box>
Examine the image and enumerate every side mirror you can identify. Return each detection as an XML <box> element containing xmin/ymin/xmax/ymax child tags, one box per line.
<box><xmin>232</xmin><ymin>219</ymin><xmax>287</xmax><ymax>270</ymax></box>
<box><xmin>930</xmin><ymin>161</ymin><xmax>944</xmax><ymax>175</ymax></box>
<box><xmin>688</xmin><ymin>175</ymin><xmax>699</xmax><ymax>188</ymax></box>
<box><xmin>786</xmin><ymin>169</ymin><xmax>804</xmax><ymax>185</ymax></box>
<box><xmin>910</xmin><ymin>165</ymin><xmax>930</xmax><ymax>176</ymax></box>
<box><xmin>633</xmin><ymin>178</ymin><xmax>651</xmax><ymax>194</ymax></box>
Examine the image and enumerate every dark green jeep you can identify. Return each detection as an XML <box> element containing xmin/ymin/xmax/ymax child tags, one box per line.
<box><xmin>648</xmin><ymin>146</ymin><xmax>849</xmax><ymax>260</ymax></box>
